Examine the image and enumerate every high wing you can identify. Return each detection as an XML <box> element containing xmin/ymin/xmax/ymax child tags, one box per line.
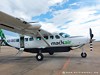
<box><xmin>0</xmin><ymin>11</ymin><xmax>51</xmax><ymax>36</ymax></box>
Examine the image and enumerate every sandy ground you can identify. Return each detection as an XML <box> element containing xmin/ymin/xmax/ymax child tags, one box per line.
<box><xmin>0</xmin><ymin>42</ymin><xmax>100</xmax><ymax>75</ymax></box>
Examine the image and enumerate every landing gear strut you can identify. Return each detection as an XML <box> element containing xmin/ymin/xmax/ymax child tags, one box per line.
<box><xmin>49</xmin><ymin>51</ymin><xmax>54</xmax><ymax>55</ymax></box>
<box><xmin>81</xmin><ymin>47</ymin><xmax>87</xmax><ymax>58</ymax></box>
<box><xmin>36</xmin><ymin>50</ymin><xmax>44</xmax><ymax>61</ymax></box>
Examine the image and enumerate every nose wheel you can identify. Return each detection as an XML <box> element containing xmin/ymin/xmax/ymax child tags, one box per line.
<box><xmin>81</xmin><ymin>47</ymin><xmax>87</xmax><ymax>58</ymax></box>
<box><xmin>36</xmin><ymin>53</ymin><xmax>44</xmax><ymax>61</ymax></box>
<box><xmin>81</xmin><ymin>52</ymin><xmax>87</xmax><ymax>58</ymax></box>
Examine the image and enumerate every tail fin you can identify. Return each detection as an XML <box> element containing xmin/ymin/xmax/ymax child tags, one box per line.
<box><xmin>0</xmin><ymin>29</ymin><xmax>8</xmax><ymax>46</ymax></box>
<box><xmin>0</xmin><ymin>29</ymin><xmax>6</xmax><ymax>39</ymax></box>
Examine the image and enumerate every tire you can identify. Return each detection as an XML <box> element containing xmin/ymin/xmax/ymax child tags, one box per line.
<box><xmin>36</xmin><ymin>53</ymin><xmax>44</xmax><ymax>61</ymax></box>
<box><xmin>49</xmin><ymin>51</ymin><xmax>54</xmax><ymax>55</ymax></box>
<box><xmin>81</xmin><ymin>52</ymin><xmax>87</xmax><ymax>58</ymax></box>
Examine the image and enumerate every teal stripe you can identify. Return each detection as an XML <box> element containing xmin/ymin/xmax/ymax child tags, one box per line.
<box><xmin>0</xmin><ymin>29</ymin><xmax>9</xmax><ymax>45</ymax></box>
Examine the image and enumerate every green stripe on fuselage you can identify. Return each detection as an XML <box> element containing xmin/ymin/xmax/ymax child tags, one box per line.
<box><xmin>64</xmin><ymin>40</ymin><xmax>71</xmax><ymax>44</ymax></box>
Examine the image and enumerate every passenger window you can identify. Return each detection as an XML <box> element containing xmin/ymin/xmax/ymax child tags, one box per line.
<box><xmin>50</xmin><ymin>36</ymin><xmax>54</xmax><ymax>39</ymax></box>
<box><xmin>36</xmin><ymin>37</ymin><xmax>41</xmax><ymax>40</ymax></box>
<box><xmin>55</xmin><ymin>35</ymin><xmax>60</xmax><ymax>39</ymax></box>
<box><xmin>44</xmin><ymin>36</ymin><xmax>48</xmax><ymax>40</ymax></box>
<box><xmin>16</xmin><ymin>39</ymin><xmax>19</xmax><ymax>42</ymax></box>
<box><xmin>29</xmin><ymin>37</ymin><xmax>33</xmax><ymax>41</ymax></box>
<box><xmin>25</xmin><ymin>38</ymin><xmax>28</xmax><ymax>41</ymax></box>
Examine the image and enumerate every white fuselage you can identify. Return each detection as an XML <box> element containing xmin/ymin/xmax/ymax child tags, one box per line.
<box><xmin>6</xmin><ymin>33</ymin><xmax>89</xmax><ymax>49</ymax></box>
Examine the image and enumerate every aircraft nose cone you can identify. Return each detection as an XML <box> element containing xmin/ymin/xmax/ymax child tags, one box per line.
<box><xmin>82</xmin><ymin>37</ymin><xmax>90</xmax><ymax>44</ymax></box>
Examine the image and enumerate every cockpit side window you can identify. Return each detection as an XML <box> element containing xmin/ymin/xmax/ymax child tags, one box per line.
<box><xmin>59</xmin><ymin>33</ymin><xmax>70</xmax><ymax>38</ymax></box>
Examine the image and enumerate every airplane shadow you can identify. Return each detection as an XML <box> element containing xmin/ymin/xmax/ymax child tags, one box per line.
<box><xmin>0</xmin><ymin>53</ymin><xmax>82</xmax><ymax>64</ymax></box>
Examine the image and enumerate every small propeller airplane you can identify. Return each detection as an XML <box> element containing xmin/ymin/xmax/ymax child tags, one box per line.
<box><xmin>0</xmin><ymin>11</ymin><xmax>94</xmax><ymax>61</ymax></box>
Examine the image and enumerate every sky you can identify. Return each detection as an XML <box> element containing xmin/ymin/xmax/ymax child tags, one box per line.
<box><xmin>0</xmin><ymin>0</ymin><xmax>100</xmax><ymax>41</ymax></box>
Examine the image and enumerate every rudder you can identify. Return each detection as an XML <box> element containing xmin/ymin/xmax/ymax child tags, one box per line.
<box><xmin>0</xmin><ymin>29</ymin><xmax>8</xmax><ymax>46</ymax></box>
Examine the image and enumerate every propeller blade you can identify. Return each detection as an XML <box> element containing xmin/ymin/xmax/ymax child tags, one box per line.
<box><xmin>90</xmin><ymin>28</ymin><xmax>94</xmax><ymax>39</ymax></box>
<box><xmin>90</xmin><ymin>40</ymin><xmax>93</xmax><ymax>51</ymax></box>
<box><xmin>89</xmin><ymin>28</ymin><xmax>94</xmax><ymax>51</ymax></box>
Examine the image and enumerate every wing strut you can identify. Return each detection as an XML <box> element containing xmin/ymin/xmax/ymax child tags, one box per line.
<box><xmin>37</xmin><ymin>30</ymin><xmax>50</xmax><ymax>47</ymax></box>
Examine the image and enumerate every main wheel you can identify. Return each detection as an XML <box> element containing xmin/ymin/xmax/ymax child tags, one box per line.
<box><xmin>49</xmin><ymin>51</ymin><xmax>54</xmax><ymax>55</ymax></box>
<box><xmin>36</xmin><ymin>53</ymin><xmax>44</xmax><ymax>61</ymax></box>
<box><xmin>81</xmin><ymin>52</ymin><xmax>87</xmax><ymax>58</ymax></box>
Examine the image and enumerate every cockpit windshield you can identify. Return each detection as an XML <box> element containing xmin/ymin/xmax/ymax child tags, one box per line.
<box><xmin>59</xmin><ymin>33</ymin><xmax>70</xmax><ymax>38</ymax></box>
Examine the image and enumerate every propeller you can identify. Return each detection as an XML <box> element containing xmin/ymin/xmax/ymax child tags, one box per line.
<box><xmin>89</xmin><ymin>28</ymin><xmax>94</xmax><ymax>51</ymax></box>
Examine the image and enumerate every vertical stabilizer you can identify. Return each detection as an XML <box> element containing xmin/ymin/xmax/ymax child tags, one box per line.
<box><xmin>0</xmin><ymin>29</ymin><xmax>8</xmax><ymax>46</ymax></box>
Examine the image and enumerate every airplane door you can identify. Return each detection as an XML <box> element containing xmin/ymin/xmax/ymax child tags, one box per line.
<box><xmin>20</xmin><ymin>35</ymin><xmax>24</xmax><ymax>49</ymax></box>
